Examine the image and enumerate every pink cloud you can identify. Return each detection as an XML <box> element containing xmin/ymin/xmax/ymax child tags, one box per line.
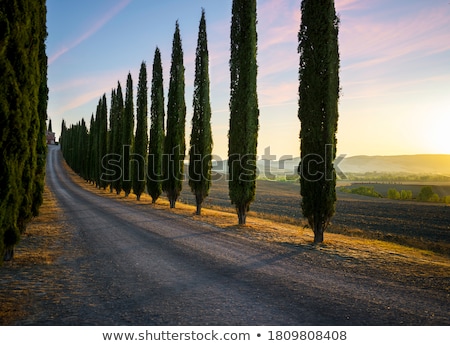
<box><xmin>341</xmin><ymin>6</ymin><xmax>450</xmax><ymax>71</ymax></box>
<box><xmin>49</xmin><ymin>0</ymin><xmax>132</xmax><ymax>65</ymax></box>
<box><xmin>258</xmin><ymin>0</ymin><xmax>299</xmax><ymax>51</ymax></box>
<box><xmin>335</xmin><ymin>0</ymin><xmax>365</xmax><ymax>12</ymax></box>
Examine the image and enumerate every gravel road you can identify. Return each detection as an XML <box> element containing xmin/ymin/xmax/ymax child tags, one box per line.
<box><xmin>39</xmin><ymin>146</ymin><xmax>449</xmax><ymax>325</ymax></box>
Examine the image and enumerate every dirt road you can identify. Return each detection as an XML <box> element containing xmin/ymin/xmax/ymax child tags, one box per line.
<box><xmin>35</xmin><ymin>145</ymin><xmax>448</xmax><ymax>325</ymax></box>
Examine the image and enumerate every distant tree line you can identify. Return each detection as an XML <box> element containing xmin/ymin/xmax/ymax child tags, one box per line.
<box><xmin>0</xmin><ymin>0</ymin><xmax>48</xmax><ymax>262</ymax></box>
<box><xmin>341</xmin><ymin>185</ymin><xmax>450</xmax><ymax>204</ymax></box>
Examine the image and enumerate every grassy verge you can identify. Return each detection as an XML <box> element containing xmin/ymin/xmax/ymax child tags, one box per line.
<box><xmin>0</xmin><ymin>186</ymin><xmax>67</xmax><ymax>324</ymax></box>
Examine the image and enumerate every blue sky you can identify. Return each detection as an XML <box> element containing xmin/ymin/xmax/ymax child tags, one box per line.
<box><xmin>46</xmin><ymin>0</ymin><xmax>450</xmax><ymax>158</ymax></box>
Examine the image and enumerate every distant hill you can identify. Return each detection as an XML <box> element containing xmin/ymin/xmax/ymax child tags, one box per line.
<box><xmin>212</xmin><ymin>154</ymin><xmax>450</xmax><ymax>177</ymax></box>
<box><xmin>339</xmin><ymin>155</ymin><xmax>450</xmax><ymax>174</ymax></box>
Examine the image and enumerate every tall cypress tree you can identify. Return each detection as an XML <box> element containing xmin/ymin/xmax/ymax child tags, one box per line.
<box><xmin>122</xmin><ymin>73</ymin><xmax>134</xmax><ymax>197</ymax></box>
<box><xmin>33</xmin><ymin>0</ymin><xmax>48</xmax><ymax>218</ymax></box>
<box><xmin>112</xmin><ymin>82</ymin><xmax>124</xmax><ymax>194</ymax></box>
<box><xmin>189</xmin><ymin>9</ymin><xmax>213</xmax><ymax>216</ymax></box>
<box><xmin>108</xmin><ymin>88</ymin><xmax>117</xmax><ymax>192</ymax></box>
<box><xmin>147</xmin><ymin>47</ymin><xmax>165</xmax><ymax>204</ymax></box>
<box><xmin>0</xmin><ymin>0</ymin><xmax>48</xmax><ymax>261</ymax></box>
<box><xmin>298</xmin><ymin>0</ymin><xmax>340</xmax><ymax>243</ymax></box>
<box><xmin>98</xmin><ymin>94</ymin><xmax>108</xmax><ymax>189</ymax></box>
<box><xmin>228</xmin><ymin>0</ymin><xmax>259</xmax><ymax>225</ymax></box>
<box><xmin>132</xmin><ymin>62</ymin><xmax>148</xmax><ymax>201</ymax></box>
<box><xmin>163</xmin><ymin>21</ymin><xmax>186</xmax><ymax>208</ymax></box>
<box><xmin>87</xmin><ymin>114</ymin><xmax>96</xmax><ymax>183</ymax></box>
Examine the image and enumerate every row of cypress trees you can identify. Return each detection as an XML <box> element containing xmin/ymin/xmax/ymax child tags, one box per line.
<box><xmin>61</xmin><ymin>9</ymin><xmax>213</xmax><ymax>215</ymax></box>
<box><xmin>62</xmin><ymin>2</ymin><xmax>261</xmax><ymax>224</ymax></box>
<box><xmin>62</xmin><ymin>0</ymin><xmax>341</xmax><ymax>243</ymax></box>
<box><xmin>0</xmin><ymin>0</ymin><xmax>48</xmax><ymax>261</ymax></box>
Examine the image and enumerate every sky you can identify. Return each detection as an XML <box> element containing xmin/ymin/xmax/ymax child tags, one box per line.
<box><xmin>46</xmin><ymin>0</ymin><xmax>450</xmax><ymax>159</ymax></box>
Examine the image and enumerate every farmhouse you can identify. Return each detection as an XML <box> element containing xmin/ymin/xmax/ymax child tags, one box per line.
<box><xmin>46</xmin><ymin>130</ymin><xmax>56</xmax><ymax>145</ymax></box>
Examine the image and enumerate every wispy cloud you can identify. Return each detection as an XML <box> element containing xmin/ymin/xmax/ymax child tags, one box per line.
<box><xmin>49</xmin><ymin>0</ymin><xmax>132</xmax><ymax>65</ymax></box>
<box><xmin>49</xmin><ymin>67</ymin><xmax>131</xmax><ymax>116</ymax></box>
<box><xmin>340</xmin><ymin>5</ymin><xmax>450</xmax><ymax>71</ymax></box>
<box><xmin>335</xmin><ymin>0</ymin><xmax>366</xmax><ymax>12</ymax></box>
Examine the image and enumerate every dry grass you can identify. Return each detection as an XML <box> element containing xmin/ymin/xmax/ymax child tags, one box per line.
<box><xmin>0</xmin><ymin>186</ymin><xmax>68</xmax><ymax>324</ymax></box>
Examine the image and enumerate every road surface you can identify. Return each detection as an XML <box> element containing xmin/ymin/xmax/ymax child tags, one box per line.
<box><xmin>43</xmin><ymin>145</ymin><xmax>449</xmax><ymax>325</ymax></box>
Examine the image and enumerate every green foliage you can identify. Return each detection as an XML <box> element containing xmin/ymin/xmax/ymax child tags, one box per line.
<box><xmin>122</xmin><ymin>73</ymin><xmax>134</xmax><ymax>197</ymax></box>
<box><xmin>430</xmin><ymin>193</ymin><xmax>440</xmax><ymax>203</ymax></box>
<box><xmin>400</xmin><ymin>190</ymin><xmax>413</xmax><ymax>200</ymax></box>
<box><xmin>387</xmin><ymin>188</ymin><xmax>413</xmax><ymax>200</ymax></box>
<box><xmin>417</xmin><ymin>186</ymin><xmax>435</xmax><ymax>202</ymax></box>
<box><xmin>163</xmin><ymin>22</ymin><xmax>186</xmax><ymax>208</ymax></box>
<box><xmin>98</xmin><ymin>95</ymin><xmax>108</xmax><ymax>189</ymax></box>
<box><xmin>228</xmin><ymin>0</ymin><xmax>259</xmax><ymax>225</ymax></box>
<box><xmin>147</xmin><ymin>48</ymin><xmax>165</xmax><ymax>203</ymax></box>
<box><xmin>444</xmin><ymin>196</ymin><xmax>450</xmax><ymax>204</ymax></box>
<box><xmin>298</xmin><ymin>0</ymin><xmax>340</xmax><ymax>242</ymax></box>
<box><xmin>347</xmin><ymin>186</ymin><xmax>382</xmax><ymax>198</ymax></box>
<box><xmin>132</xmin><ymin>62</ymin><xmax>148</xmax><ymax>201</ymax></box>
<box><xmin>189</xmin><ymin>9</ymin><xmax>213</xmax><ymax>216</ymax></box>
<box><xmin>0</xmin><ymin>0</ymin><xmax>48</xmax><ymax>261</ymax></box>
<box><xmin>33</xmin><ymin>9</ymin><xmax>49</xmax><ymax>217</ymax></box>
<box><xmin>111</xmin><ymin>82</ymin><xmax>124</xmax><ymax>194</ymax></box>
<box><xmin>387</xmin><ymin>188</ymin><xmax>401</xmax><ymax>200</ymax></box>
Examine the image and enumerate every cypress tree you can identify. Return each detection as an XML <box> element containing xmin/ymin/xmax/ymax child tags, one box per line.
<box><xmin>0</xmin><ymin>0</ymin><xmax>47</xmax><ymax>261</ymax></box>
<box><xmin>147</xmin><ymin>47</ymin><xmax>165</xmax><ymax>204</ymax></box>
<box><xmin>132</xmin><ymin>62</ymin><xmax>148</xmax><ymax>201</ymax></box>
<box><xmin>228</xmin><ymin>0</ymin><xmax>259</xmax><ymax>225</ymax></box>
<box><xmin>108</xmin><ymin>88</ymin><xmax>116</xmax><ymax>192</ymax></box>
<box><xmin>122</xmin><ymin>73</ymin><xmax>134</xmax><ymax>197</ymax></box>
<box><xmin>163</xmin><ymin>21</ymin><xmax>186</xmax><ymax>208</ymax></box>
<box><xmin>78</xmin><ymin>118</ymin><xmax>88</xmax><ymax>180</ymax></box>
<box><xmin>93</xmin><ymin>106</ymin><xmax>101</xmax><ymax>187</ymax></box>
<box><xmin>298</xmin><ymin>0</ymin><xmax>340</xmax><ymax>243</ymax></box>
<box><xmin>98</xmin><ymin>94</ymin><xmax>108</xmax><ymax>189</ymax></box>
<box><xmin>33</xmin><ymin>0</ymin><xmax>48</xmax><ymax>217</ymax></box>
<box><xmin>60</xmin><ymin>119</ymin><xmax>67</xmax><ymax>152</ymax></box>
<box><xmin>48</xmin><ymin>118</ymin><xmax>52</xmax><ymax>132</ymax></box>
<box><xmin>189</xmin><ymin>9</ymin><xmax>213</xmax><ymax>216</ymax></box>
<box><xmin>112</xmin><ymin>82</ymin><xmax>124</xmax><ymax>194</ymax></box>
<box><xmin>87</xmin><ymin>114</ymin><xmax>96</xmax><ymax>183</ymax></box>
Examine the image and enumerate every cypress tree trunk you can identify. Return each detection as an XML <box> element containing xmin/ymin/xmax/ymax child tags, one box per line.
<box><xmin>298</xmin><ymin>0</ymin><xmax>340</xmax><ymax>243</ymax></box>
<box><xmin>228</xmin><ymin>0</ymin><xmax>259</xmax><ymax>225</ymax></box>
<box><xmin>189</xmin><ymin>9</ymin><xmax>213</xmax><ymax>217</ymax></box>
<box><xmin>237</xmin><ymin>204</ymin><xmax>248</xmax><ymax>225</ymax></box>
<box><xmin>195</xmin><ymin>195</ymin><xmax>202</xmax><ymax>216</ymax></box>
<box><xmin>148</xmin><ymin>48</ymin><xmax>165</xmax><ymax>204</ymax></box>
<box><xmin>163</xmin><ymin>22</ymin><xmax>186</xmax><ymax>208</ymax></box>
